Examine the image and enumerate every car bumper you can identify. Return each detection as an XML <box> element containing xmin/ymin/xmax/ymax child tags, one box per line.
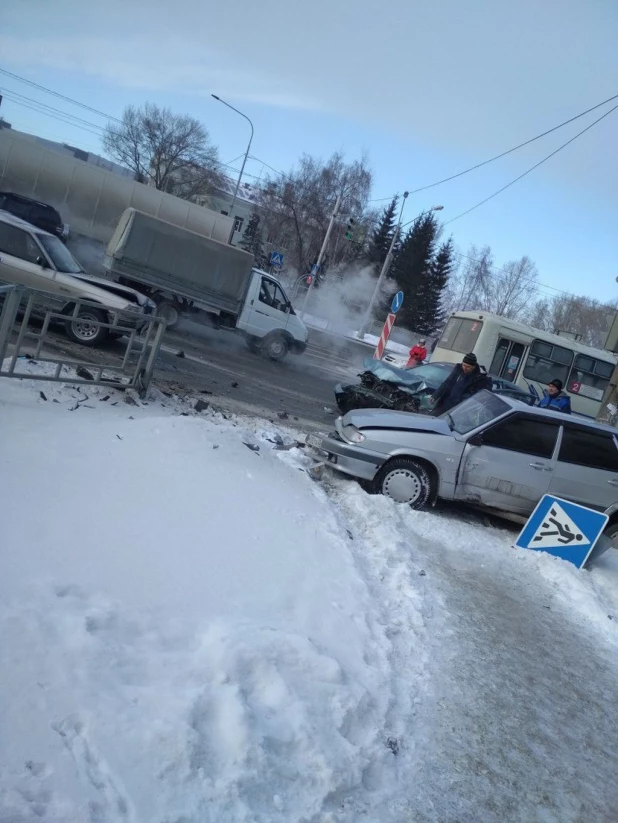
<box><xmin>306</xmin><ymin>431</ymin><xmax>384</xmax><ymax>481</ymax></box>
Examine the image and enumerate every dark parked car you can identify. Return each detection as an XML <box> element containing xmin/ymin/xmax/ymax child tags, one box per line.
<box><xmin>334</xmin><ymin>359</ymin><xmax>535</xmax><ymax>415</ymax></box>
<box><xmin>0</xmin><ymin>192</ymin><xmax>68</xmax><ymax>242</ymax></box>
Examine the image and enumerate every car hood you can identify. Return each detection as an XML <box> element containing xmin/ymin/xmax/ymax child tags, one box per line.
<box><xmin>343</xmin><ymin>407</ymin><xmax>451</xmax><ymax>434</ymax></box>
<box><xmin>70</xmin><ymin>273</ymin><xmax>151</xmax><ymax>306</ymax></box>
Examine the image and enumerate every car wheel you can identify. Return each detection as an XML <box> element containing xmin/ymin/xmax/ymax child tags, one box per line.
<box><xmin>65</xmin><ymin>308</ymin><xmax>109</xmax><ymax>347</ymax></box>
<box><xmin>374</xmin><ymin>457</ymin><xmax>432</xmax><ymax>509</ymax></box>
<box><xmin>263</xmin><ymin>334</ymin><xmax>289</xmax><ymax>361</ymax></box>
<box><xmin>157</xmin><ymin>301</ymin><xmax>181</xmax><ymax>330</ymax></box>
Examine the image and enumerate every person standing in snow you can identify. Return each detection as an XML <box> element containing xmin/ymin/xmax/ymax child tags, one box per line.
<box><xmin>430</xmin><ymin>352</ymin><xmax>491</xmax><ymax>415</ymax></box>
<box><xmin>537</xmin><ymin>379</ymin><xmax>572</xmax><ymax>414</ymax></box>
<box><xmin>406</xmin><ymin>338</ymin><xmax>427</xmax><ymax>369</ymax></box>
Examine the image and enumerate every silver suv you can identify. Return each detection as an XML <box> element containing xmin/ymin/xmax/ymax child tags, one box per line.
<box><xmin>308</xmin><ymin>391</ymin><xmax>618</xmax><ymax>542</ymax></box>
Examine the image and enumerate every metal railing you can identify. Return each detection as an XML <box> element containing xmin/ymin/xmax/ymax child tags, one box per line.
<box><xmin>0</xmin><ymin>284</ymin><xmax>166</xmax><ymax>396</ymax></box>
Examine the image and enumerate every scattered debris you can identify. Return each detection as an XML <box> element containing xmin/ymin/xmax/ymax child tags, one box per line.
<box><xmin>194</xmin><ymin>399</ymin><xmax>210</xmax><ymax>413</ymax></box>
<box><xmin>39</xmin><ymin>391</ymin><xmax>47</xmax><ymax>402</ymax></box>
<box><xmin>418</xmin><ymin>570</ymin><xmax>427</xmax><ymax>577</ymax></box>
<box><xmin>543</xmin><ymin>605</ymin><xmax>551</xmax><ymax>610</ymax></box>
<box><xmin>116</xmin><ymin>434</ymin><xmax>123</xmax><ymax>440</ymax></box>
<box><xmin>386</xmin><ymin>737</ymin><xmax>400</xmax><ymax>756</ymax></box>
<box><xmin>243</xmin><ymin>442</ymin><xmax>260</xmax><ymax>454</ymax></box>
<box><xmin>609</xmin><ymin>615</ymin><xmax>614</xmax><ymax>620</ymax></box>
<box><xmin>307</xmin><ymin>463</ymin><xmax>325</xmax><ymax>481</ymax></box>
<box><xmin>231</xmin><ymin>381</ymin><xmax>239</xmax><ymax>389</ymax></box>
<box><xmin>176</xmin><ymin>350</ymin><xmax>186</xmax><ymax>358</ymax></box>
<box><xmin>100</xmin><ymin>395</ymin><xmax>110</xmax><ymax>402</ymax></box>
<box><xmin>128</xmin><ymin>416</ymin><xmax>134</xmax><ymax>420</ymax></box>
<box><xmin>277</xmin><ymin>411</ymin><xmax>289</xmax><ymax>420</ymax></box>
<box><xmin>200</xmin><ymin>389</ymin><xmax>213</xmax><ymax>395</ymax></box>
<box><xmin>124</xmin><ymin>389</ymin><xmax>140</xmax><ymax>406</ymax></box>
<box><xmin>213</xmin><ymin>444</ymin><xmax>220</xmax><ymax>450</ymax></box>
<box><xmin>111</xmin><ymin>402</ymin><xmax>118</xmax><ymax>406</ymax></box>
<box><xmin>24</xmin><ymin>353</ymin><xmax>34</xmax><ymax>361</ymax></box>
<box><xmin>294</xmin><ymin>416</ymin><xmax>299</xmax><ymax>421</ymax></box>
<box><xmin>76</xmin><ymin>366</ymin><xmax>94</xmax><ymax>381</ymax></box>
<box><xmin>346</xmin><ymin>529</ymin><xmax>354</xmax><ymax>541</ymax></box>
<box><xmin>52</xmin><ymin>399</ymin><xmax>59</xmax><ymax>404</ymax></box>
<box><xmin>324</xmin><ymin>406</ymin><xmax>334</xmax><ymax>414</ymax></box>
<box><xmin>180</xmin><ymin>412</ymin><xmax>189</xmax><ymax>417</ymax></box>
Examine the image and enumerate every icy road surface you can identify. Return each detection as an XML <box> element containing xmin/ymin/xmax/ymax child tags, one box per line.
<box><xmin>1</xmin><ymin>362</ymin><xmax>617</xmax><ymax>823</ymax></box>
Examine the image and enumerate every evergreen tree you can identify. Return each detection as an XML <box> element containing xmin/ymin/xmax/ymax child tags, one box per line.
<box><xmin>390</xmin><ymin>212</ymin><xmax>440</xmax><ymax>334</ymax></box>
<box><xmin>425</xmin><ymin>237</ymin><xmax>455</xmax><ymax>333</ymax></box>
<box><xmin>239</xmin><ymin>212</ymin><xmax>266</xmax><ymax>267</ymax></box>
<box><xmin>366</xmin><ymin>197</ymin><xmax>398</xmax><ymax>270</ymax></box>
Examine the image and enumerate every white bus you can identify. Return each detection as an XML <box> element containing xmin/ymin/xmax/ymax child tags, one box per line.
<box><xmin>431</xmin><ymin>310</ymin><xmax>616</xmax><ymax>418</ymax></box>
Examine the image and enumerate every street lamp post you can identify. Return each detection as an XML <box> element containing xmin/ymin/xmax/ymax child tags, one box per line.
<box><xmin>358</xmin><ymin>200</ymin><xmax>444</xmax><ymax>337</ymax></box>
<box><xmin>211</xmin><ymin>94</ymin><xmax>254</xmax><ymax>244</ymax></box>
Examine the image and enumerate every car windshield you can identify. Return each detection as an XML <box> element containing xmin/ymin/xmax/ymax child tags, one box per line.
<box><xmin>37</xmin><ymin>233</ymin><xmax>83</xmax><ymax>273</ymax></box>
<box><xmin>362</xmin><ymin>358</ymin><xmax>451</xmax><ymax>388</ymax></box>
<box><xmin>445</xmin><ymin>390</ymin><xmax>510</xmax><ymax>434</ymax></box>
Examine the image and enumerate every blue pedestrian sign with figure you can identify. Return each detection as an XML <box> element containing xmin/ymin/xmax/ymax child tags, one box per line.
<box><xmin>515</xmin><ymin>494</ymin><xmax>608</xmax><ymax>569</ymax></box>
<box><xmin>391</xmin><ymin>291</ymin><xmax>404</xmax><ymax>313</ymax></box>
<box><xmin>270</xmin><ymin>251</ymin><xmax>284</xmax><ymax>268</ymax></box>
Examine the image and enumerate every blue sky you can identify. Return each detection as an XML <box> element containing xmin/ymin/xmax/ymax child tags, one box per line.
<box><xmin>1</xmin><ymin>0</ymin><xmax>616</xmax><ymax>302</ymax></box>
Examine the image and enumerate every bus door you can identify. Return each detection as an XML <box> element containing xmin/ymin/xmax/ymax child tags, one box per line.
<box><xmin>489</xmin><ymin>338</ymin><xmax>526</xmax><ymax>381</ymax></box>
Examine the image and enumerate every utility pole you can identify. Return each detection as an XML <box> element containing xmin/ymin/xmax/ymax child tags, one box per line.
<box><xmin>358</xmin><ymin>197</ymin><xmax>445</xmax><ymax>338</ymax></box>
<box><xmin>300</xmin><ymin>195</ymin><xmax>342</xmax><ymax>319</ymax></box>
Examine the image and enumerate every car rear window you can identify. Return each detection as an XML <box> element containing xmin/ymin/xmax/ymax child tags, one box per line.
<box><xmin>558</xmin><ymin>427</ymin><xmax>618</xmax><ymax>472</ymax></box>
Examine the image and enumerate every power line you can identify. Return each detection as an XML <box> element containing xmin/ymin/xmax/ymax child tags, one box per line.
<box><xmin>0</xmin><ymin>92</ymin><xmax>106</xmax><ymax>137</ymax></box>
<box><xmin>0</xmin><ymin>66</ymin><xmax>121</xmax><ymax>123</ymax></box>
<box><xmin>443</xmin><ymin>103</ymin><xmax>618</xmax><ymax>226</ymax></box>
<box><xmin>407</xmin><ymin>91</ymin><xmax>618</xmax><ymax>197</ymax></box>
<box><xmin>1</xmin><ymin>88</ymin><xmax>108</xmax><ymax>134</ymax></box>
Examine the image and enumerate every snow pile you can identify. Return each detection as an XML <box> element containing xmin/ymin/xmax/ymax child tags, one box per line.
<box><xmin>1</xmin><ymin>363</ymin><xmax>618</xmax><ymax>822</ymax></box>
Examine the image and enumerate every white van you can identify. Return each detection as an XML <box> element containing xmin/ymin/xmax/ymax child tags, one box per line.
<box><xmin>0</xmin><ymin>210</ymin><xmax>154</xmax><ymax>346</ymax></box>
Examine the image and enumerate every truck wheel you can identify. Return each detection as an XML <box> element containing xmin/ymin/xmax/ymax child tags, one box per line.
<box><xmin>65</xmin><ymin>308</ymin><xmax>109</xmax><ymax>347</ymax></box>
<box><xmin>157</xmin><ymin>301</ymin><xmax>181</xmax><ymax>330</ymax></box>
<box><xmin>373</xmin><ymin>457</ymin><xmax>432</xmax><ymax>509</ymax></box>
<box><xmin>263</xmin><ymin>334</ymin><xmax>289</xmax><ymax>361</ymax></box>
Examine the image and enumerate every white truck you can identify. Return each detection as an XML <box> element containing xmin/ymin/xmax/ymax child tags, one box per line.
<box><xmin>103</xmin><ymin>208</ymin><xmax>308</xmax><ymax>360</ymax></box>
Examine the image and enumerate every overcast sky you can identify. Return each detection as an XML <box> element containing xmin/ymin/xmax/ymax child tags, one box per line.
<box><xmin>2</xmin><ymin>0</ymin><xmax>617</xmax><ymax>301</ymax></box>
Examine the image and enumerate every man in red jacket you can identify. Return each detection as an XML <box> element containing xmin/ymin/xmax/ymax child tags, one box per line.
<box><xmin>406</xmin><ymin>338</ymin><xmax>427</xmax><ymax>369</ymax></box>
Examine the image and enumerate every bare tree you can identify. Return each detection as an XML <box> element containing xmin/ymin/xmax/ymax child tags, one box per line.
<box><xmin>103</xmin><ymin>103</ymin><xmax>224</xmax><ymax>199</ymax></box>
<box><xmin>449</xmin><ymin>245</ymin><xmax>539</xmax><ymax>320</ymax></box>
<box><xmin>526</xmin><ymin>294</ymin><xmax>617</xmax><ymax>348</ymax></box>
<box><xmin>257</xmin><ymin>152</ymin><xmax>373</xmax><ymax>275</ymax></box>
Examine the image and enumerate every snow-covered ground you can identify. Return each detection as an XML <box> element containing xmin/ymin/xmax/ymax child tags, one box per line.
<box><xmin>2</xmin><ymin>360</ymin><xmax>618</xmax><ymax>823</ymax></box>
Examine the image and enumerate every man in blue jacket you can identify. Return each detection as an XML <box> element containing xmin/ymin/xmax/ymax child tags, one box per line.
<box><xmin>538</xmin><ymin>379</ymin><xmax>571</xmax><ymax>414</ymax></box>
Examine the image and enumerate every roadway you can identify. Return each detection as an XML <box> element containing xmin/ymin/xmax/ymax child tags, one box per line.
<box><xmin>14</xmin><ymin>321</ymin><xmax>372</xmax><ymax>431</ymax></box>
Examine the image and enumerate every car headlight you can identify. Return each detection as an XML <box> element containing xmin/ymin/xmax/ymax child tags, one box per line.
<box><xmin>342</xmin><ymin>424</ymin><xmax>365</xmax><ymax>443</ymax></box>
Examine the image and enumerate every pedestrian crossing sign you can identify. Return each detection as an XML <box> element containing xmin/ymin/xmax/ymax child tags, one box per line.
<box><xmin>515</xmin><ymin>494</ymin><xmax>608</xmax><ymax>569</ymax></box>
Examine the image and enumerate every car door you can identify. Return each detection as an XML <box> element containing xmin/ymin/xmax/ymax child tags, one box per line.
<box><xmin>549</xmin><ymin>424</ymin><xmax>618</xmax><ymax>511</ymax></box>
<box><xmin>240</xmin><ymin>274</ymin><xmax>291</xmax><ymax>338</ymax></box>
<box><xmin>0</xmin><ymin>221</ymin><xmax>53</xmax><ymax>291</ymax></box>
<box><xmin>456</xmin><ymin>413</ymin><xmax>561</xmax><ymax>515</ymax></box>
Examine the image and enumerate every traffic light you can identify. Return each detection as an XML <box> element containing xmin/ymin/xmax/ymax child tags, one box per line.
<box><xmin>345</xmin><ymin>216</ymin><xmax>356</xmax><ymax>240</ymax></box>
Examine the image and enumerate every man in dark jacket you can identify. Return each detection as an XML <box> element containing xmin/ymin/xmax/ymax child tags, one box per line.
<box><xmin>538</xmin><ymin>378</ymin><xmax>571</xmax><ymax>414</ymax></box>
<box><xmin>431</xmin><ymin>353</ymin><xmax>491</xmax><ymax>415</ymax></box>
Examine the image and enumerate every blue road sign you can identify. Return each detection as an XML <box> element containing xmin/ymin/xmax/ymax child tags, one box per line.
<box><xmin>391</xmin><ymin>291</ymin><xmax>404</xmax><ymax>313</ymax></box>
<box><xmin>310</xmin><ymin>263</ymin><xmax>319</xmax><ymax>275</ymax></box>
<box><xmin>515</xmin><ymin>494</ymin><xmax>608</xmax><ymax>569</ymax></box>
<box><xmin>270</xmin><ymin>251</ymin><xmax>284</xmax><ymax>268</ymax></box>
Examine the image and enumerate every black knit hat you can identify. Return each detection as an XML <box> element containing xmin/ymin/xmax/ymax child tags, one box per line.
<box><xmin>462</xmin><ymin>353</ymin><xmax>477</xmax><ymax>366</ymax></box>
<box><xmin>549</xmin><ymin>378</ymin><xmax>563</xmax><ymax>391</ymax></box>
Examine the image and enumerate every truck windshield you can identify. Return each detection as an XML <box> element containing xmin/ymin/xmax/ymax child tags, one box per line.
<box><xmin>445</xmin><ymin>391</ymin><xmax>509</xmax><ymax>434</ymax></box>
<box><xmin>37</xmin><ymin>234</ymin><xmax>84</xmax><ymax>274</ymax></box>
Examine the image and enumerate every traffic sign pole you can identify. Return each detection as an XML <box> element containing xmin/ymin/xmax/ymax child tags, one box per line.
<box><xmin>300</xmin><ymin>195</ymin><xmax>341</xmax><ymax>319</ymax></box>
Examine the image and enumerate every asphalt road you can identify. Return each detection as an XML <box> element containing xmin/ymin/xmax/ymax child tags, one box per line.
<box><xmin>11</xmin><ymin>321</ymin><xmax>371</xmax><ymax>431</ymax></box>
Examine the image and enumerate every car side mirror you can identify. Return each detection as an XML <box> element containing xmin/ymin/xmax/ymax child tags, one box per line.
<box><xmin>468</xmin><ymin>434</ymin><xmax>483</xmax><ymax>447</ymax></box>
<box><xmin>36</xmin><ymin>256</ymin><xmax>49</xmax><ymax>269</ymax></box>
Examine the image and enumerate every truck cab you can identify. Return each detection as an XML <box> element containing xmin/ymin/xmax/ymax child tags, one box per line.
<box><xmin>238</xmin><ymin>269</ymin><xmax>308</xmax><ymax>360</ymax></box>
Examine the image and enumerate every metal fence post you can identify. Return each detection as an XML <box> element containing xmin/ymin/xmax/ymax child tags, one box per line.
<box><xmin>0</xmin><ymin>286</ymin><xmax>23</xmax><ymax>368</ymax></box>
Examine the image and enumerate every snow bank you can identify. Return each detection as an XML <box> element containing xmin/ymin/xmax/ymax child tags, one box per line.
<box><xmin>0</xmin><ymin>366</ymin><xmax>398</xmax><ymax>822</ymax></box>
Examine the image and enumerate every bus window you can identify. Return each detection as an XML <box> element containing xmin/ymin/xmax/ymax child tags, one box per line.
<box><xmin>567</xmin><ymin>355</ymin><xmax>614</xmax><ymax>401</ymax></box>
<box><xmin>523</xmin><ymin>339</ymin><xmax>573</xmax><ymax>386</ymax></box>
<box><xmin>438</xmin><ymin>318</ymin><xmax>483</xmax><ymax>353</ymax></box>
